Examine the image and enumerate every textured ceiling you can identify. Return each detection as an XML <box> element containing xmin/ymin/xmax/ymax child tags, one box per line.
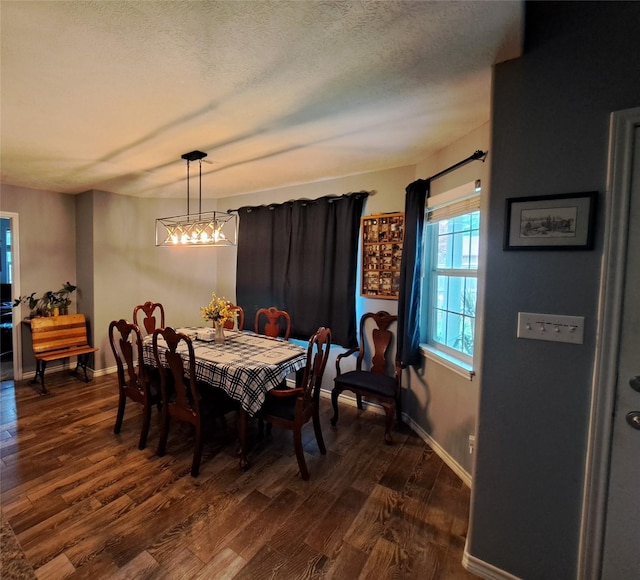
<box><xmin>1</xmin><ymin>1</ymin><xmax>522</xmax><ymax>200</ymax></box>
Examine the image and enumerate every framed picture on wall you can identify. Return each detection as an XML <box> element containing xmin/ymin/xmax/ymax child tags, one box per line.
<box><xmin>503</xmin><ymin>191</ymin><xmax>597</xmax><ymax>250</ymax></box>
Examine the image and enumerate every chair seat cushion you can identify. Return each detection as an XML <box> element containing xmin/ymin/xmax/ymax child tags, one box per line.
<box><xmin>334</xmin><ymin>370</ymin><xmax>397</xmax><ymax>398</ymax></box>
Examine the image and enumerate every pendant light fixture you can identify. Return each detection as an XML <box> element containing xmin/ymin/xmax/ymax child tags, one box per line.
<box><xmin>155</xmin><ymin>150</ymin><xmax>238</xmax><ymax>247</ymax></box>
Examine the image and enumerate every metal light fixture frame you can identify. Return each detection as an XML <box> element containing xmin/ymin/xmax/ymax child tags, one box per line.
<box><xmin>155</xmin><ymin>150</ymin><xmax>238</xmax><ymax>247</ymax></box>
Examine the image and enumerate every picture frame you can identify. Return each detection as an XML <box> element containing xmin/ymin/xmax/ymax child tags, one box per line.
<box><xmin>504</xmin><ymin>191</ymin><xmax>597</xmax><ymax>250</ymax></box>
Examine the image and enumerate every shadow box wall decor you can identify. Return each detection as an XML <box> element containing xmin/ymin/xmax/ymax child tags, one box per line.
<box><xmin>361</xmin><ymin>212</ymin><xmax>404</xmax><ymax>299</ymax></box>
<box><xmin>504</xmin><ymin>191</ymin><xmax>597</xmax><ymax>250</ymax></box>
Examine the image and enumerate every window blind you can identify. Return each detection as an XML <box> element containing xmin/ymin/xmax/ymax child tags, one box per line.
<box><xmin>427</xmin><ymin>195</ymin><xmax>480</xmax><ymax>221</ymax></box>
<box><xmin>426</xmin><ymin>180</ymin><xmax>481</xmax><ymax>221</ymax></box>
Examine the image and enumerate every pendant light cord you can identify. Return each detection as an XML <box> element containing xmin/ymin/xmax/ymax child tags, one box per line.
<box><xmin>186</xmin><ymin>159</ymin><xmax>191</xmax><ymax>216</ymax></box>
<box><xmin>199</xmin><ymin>159</ymin><xmax>202</xmax><ymax>218</ymax></box>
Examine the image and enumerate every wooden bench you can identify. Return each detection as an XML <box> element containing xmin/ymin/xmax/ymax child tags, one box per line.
<box><xmin>30</xmin><ymin>313</ymin><xmax>98</xmax><ymax>394</ymax></box>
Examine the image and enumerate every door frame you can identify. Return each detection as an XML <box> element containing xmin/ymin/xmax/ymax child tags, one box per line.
<box><xmin>0</xmin><ymin>211</ymin><xmax>22</xmax><ymax>381</ymax></box>
<box><xmin>578</xmin><ymin>107</ymin><xmax>640</xmax><ymax>579</ymax></box>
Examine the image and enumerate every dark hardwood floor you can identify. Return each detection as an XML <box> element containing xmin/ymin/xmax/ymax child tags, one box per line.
<box><xmin>0</xmin><ymin>371</ymin><xmax>476</xmax><ymax>579</ymax></box>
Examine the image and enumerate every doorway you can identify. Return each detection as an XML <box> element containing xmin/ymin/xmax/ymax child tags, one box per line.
<box><xmin>579</xmin><ymin>107</ymin><xmax>640</xmax><ymax>578</ymax></box>
<box><xmin>0</xmin><ymin>212</ymin><xmax>21</xmax><ymax>382</ymax></box>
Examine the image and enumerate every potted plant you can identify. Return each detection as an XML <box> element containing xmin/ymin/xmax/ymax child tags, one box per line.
<box><xmin>13</xmin><ymin>282</ymin><xmax>77</xmax><ymax>318</ymax></box>
<box><xmin>51</xmin><ymin>282</ymin><xmax>77</xmax><ymax>315</ymax></box>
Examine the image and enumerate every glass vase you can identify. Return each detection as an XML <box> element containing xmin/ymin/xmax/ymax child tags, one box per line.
<box><xmin>214</xmin><ymin>321</ymin><xmax>225</xmax><ymax>345</ymax></box>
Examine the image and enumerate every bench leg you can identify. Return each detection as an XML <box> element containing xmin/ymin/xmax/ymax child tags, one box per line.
<box><xmin>33</xmin><ymin>360</ymin><xmax>49</xmax><ymax>395</ymax></box>
<box><xmin>73</xmin><ymin>354</ymin><xmax>91</xmax><ymax>383</ymax></box>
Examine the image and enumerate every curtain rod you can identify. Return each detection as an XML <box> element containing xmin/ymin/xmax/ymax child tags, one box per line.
<box><xmin>428</xmin><ymin>150</ymin><xmax>487</xmax><ymax>182</ymax></box>
<box><xmin>226</xmin><ymin>152</ymin><xmax>486</xmax><ymax>214</ymax></box>
<box><xmin>227</xmin><ymin>190</ymin><xmax>369</xmax><ymax>214</ymax></box>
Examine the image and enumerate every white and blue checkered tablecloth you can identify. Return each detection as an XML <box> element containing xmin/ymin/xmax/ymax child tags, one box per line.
<box><xmin>143</xmin><ymin>328</ymin><xmax>306</xmax><ymax>416</ymax></box>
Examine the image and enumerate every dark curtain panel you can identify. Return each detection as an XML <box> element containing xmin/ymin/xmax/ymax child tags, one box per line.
<box><xmin>236</xmin><ymin>192</ymin><xmax>367</xmax><ymax>347</ymax></box>
<box><xmin>236</xmin><ymin>204</ymin><xmax>291</xmax><ymax>326</ymax></box>
<box><xmin>397</xmin><ymin>178</ymin><xmax>430</xmax><ymax>367</ymax></box>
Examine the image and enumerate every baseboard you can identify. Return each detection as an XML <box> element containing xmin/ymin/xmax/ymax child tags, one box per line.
<box><xmin>93</xmin><ymin>365</ymin><xmax>116</xmax><ymax>378</ymax></box>
<box><xmin>20</xmin><ymin>364</ymin><xmax>115</xmax><ymax>382</ymax></box>
<box><xmin>462</xmin><ymin>549</ymin><xmax>523</xmax><ymax>580</ymax></box>
<box><xmin>404</xmin><ymin>414</ymin><xmax>472</xmax><ymax>489</ymax></box>
<box><xmin>318</xmin><ymin>387</ymin><xmax>472</xmax><ymax>489</ymax></box>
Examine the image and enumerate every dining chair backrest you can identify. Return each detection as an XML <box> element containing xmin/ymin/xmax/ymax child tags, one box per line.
<box><xmin>354</xmin><ymin>311</ymin><xmax>398</xmax><ymax>375</ymax></box>
<box><xmin>109</xmin><ymin>319</ymin><xmax>145</xmax><ymax>393</ymax></box>
<box><xmin>108</xmin><ymin>318</ymin><xmax>157</xmax><ymax>449</ymax></box>
<box><xmin>223</xmin><ymin>303</ymin><xmax>245</xmax><ymax>331</ymax></box>
<box><xmin>299</xmin><ymin>326</ymin><xmax>332</xmax><ymax>406</ymax></box>
<box><xmin>133</xmin><ymin>301</ymin><xmax>165</xmax><ymax>336</ymax></box>
<box><xmin>254</xmin><ymin>306</ymin><xmax>291</xmax><ymax>340</ymax></box>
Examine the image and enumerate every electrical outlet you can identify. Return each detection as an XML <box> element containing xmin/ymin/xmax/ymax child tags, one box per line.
<box><xmin>468</xmin><ymin>435</ymin><xmax>475</xmax><ymax>455</ymax></box>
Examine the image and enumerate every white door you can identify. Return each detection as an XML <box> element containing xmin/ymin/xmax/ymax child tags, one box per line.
<box><xmin>600</xmin><ymin>118</ymin><xmax>640</xmax><ymax>578</ymax></box>
<box><xmin>581</xmin><ymin>108</ymin><xmax>640</xmax><ymax>579</ymax></box>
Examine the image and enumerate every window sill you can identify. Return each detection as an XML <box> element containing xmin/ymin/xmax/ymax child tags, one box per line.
<box><xmin>420</xmin><ymin>344</ymin><xmax>475</xmax><ymax>381</ymax></box>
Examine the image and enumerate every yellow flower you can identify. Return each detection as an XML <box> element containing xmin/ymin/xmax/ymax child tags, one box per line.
<box><xmin>201</xmin><ymin>293</ymin><xmax>234</xmax><ymax>323</ymax></box>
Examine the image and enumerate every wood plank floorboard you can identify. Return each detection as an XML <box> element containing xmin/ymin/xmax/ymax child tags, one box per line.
<box><xmin>0</xmin><ymin>372</ymin><xmax>477</xmax><ymax>579</ymax></box>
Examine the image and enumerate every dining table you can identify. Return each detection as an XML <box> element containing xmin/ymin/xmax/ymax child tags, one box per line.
<box><xmin>142</xmin><ymin>327</ymin><xmax>307</xmax><ymax>470</ymax></box>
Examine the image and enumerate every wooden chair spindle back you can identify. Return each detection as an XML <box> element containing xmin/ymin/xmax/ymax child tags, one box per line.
<box><xmin>134</xmin><ymin>301</ymin><xmax>165</xmax><ymax>336</ymax></box>
<box><xmin>254</xmin><ymin>307</ymin><xmax>291</xmax><ymax>340</ymax></box>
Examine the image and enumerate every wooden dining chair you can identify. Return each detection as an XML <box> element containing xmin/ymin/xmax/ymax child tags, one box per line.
<box><xmin>133</xmin><ymin>301</ymin><xmax>165</xmax><ymax>393</ymax></box>
<box><xmin>331</xmin><ymin>311</ymin><xmax>402</xmax><ymax>444</ymax></box>
<box><xmin>257</xmin><ymin>326</ymin><xmax>331</xmax><ymax>480</ymax></box>
<box><xmin>254</xmin><ymin>306</ymin><xmax>291</xmax><ymax>340</ymax></box>
<box><xmin>223</xmin><ymin>303</ymin><xmax>245</xmax><ymax>331</ymax></box>
<box><xmin>152</xmin><ymin>326</ymin><xmax>237</xmax><ymax>477</ymax></box>
<box><xmin>108</xmin><ymin>319</ymin><xmax>160</xmax><ymax>450</ymax></box>
<box><xmin>133</xmin><ymin>301</ymin><xmax>165</xmax><ymax>336</ymax></box>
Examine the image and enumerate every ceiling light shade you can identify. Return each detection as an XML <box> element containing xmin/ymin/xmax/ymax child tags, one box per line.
<box><xmin>156</xmin><ymin>210</ymin><xmax>237</xmax><ymax>246</ymax></box>
<box><xmin>155</xmin><ymin>150</ymin><xmax>238</xmax><ymax>247</ymax></box>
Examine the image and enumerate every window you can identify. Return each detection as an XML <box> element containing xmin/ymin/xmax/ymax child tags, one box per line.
<box><xmin>421</xmin><ymin>184</ymin><xmax>480</xmax><ymax>372</ymax></box>
<box><xmin>5</xmin><ymin>228</ymin><xmax>12</xmax><ymax>284</ymax></box>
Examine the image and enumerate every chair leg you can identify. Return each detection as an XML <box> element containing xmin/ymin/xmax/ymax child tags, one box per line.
<box><xmin>293</xmin><ymin>428</ymin><xmax>309</xmax><ymax>480</ymax></box>
<box><xmin>312</xmin><ymin>409</ymin><xmax>326</xmax><ymax>455</ymax></box>
<box><xmin>139</xmin><ymin>400</ymin><xmax>152</xmax><ymax>450</ymax></box>
<box><xmin>381</xmin><ymin>402</ymin><xmax>394</xmax><ymax>445</ymax></box>
<box><xmin>330</xmin><ymin>387</ymin><xmax>340</xmax><ymax>426</ymax></box>
<box><xmin>396</xmin><ymin>394</ymin><xmax>403</xmax><ymax>425</ymax></box>
<box><xmin>114</xmin><ymin>394</ymin><xmax>126</xmax><ymax>434</ymax></box>
<box><xmin>356</xmin><ymin>393</ymin><xmax>364</xmax><ymax>410</ymax></box>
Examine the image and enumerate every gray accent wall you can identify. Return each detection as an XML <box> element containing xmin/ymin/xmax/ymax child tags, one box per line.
<box><xmin>467</xmin><ymin>3</ymin><xmax>640</xmax><ymax>578</ymax></box>
<box><xmin>79</xmin><ymin>189</ymin><xmax>225</xmax><ymax>370</ymax></box>
<box><xmin>1</xmin><ymin>184</ymin><xmax>76</xmax><ymax>374</ymax></box>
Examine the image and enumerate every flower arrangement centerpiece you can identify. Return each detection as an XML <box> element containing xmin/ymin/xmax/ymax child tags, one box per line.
<box><xmin>200</xmin><ymin>293</ymin><xmax>234</xmax><ymax>343</ymax></box>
